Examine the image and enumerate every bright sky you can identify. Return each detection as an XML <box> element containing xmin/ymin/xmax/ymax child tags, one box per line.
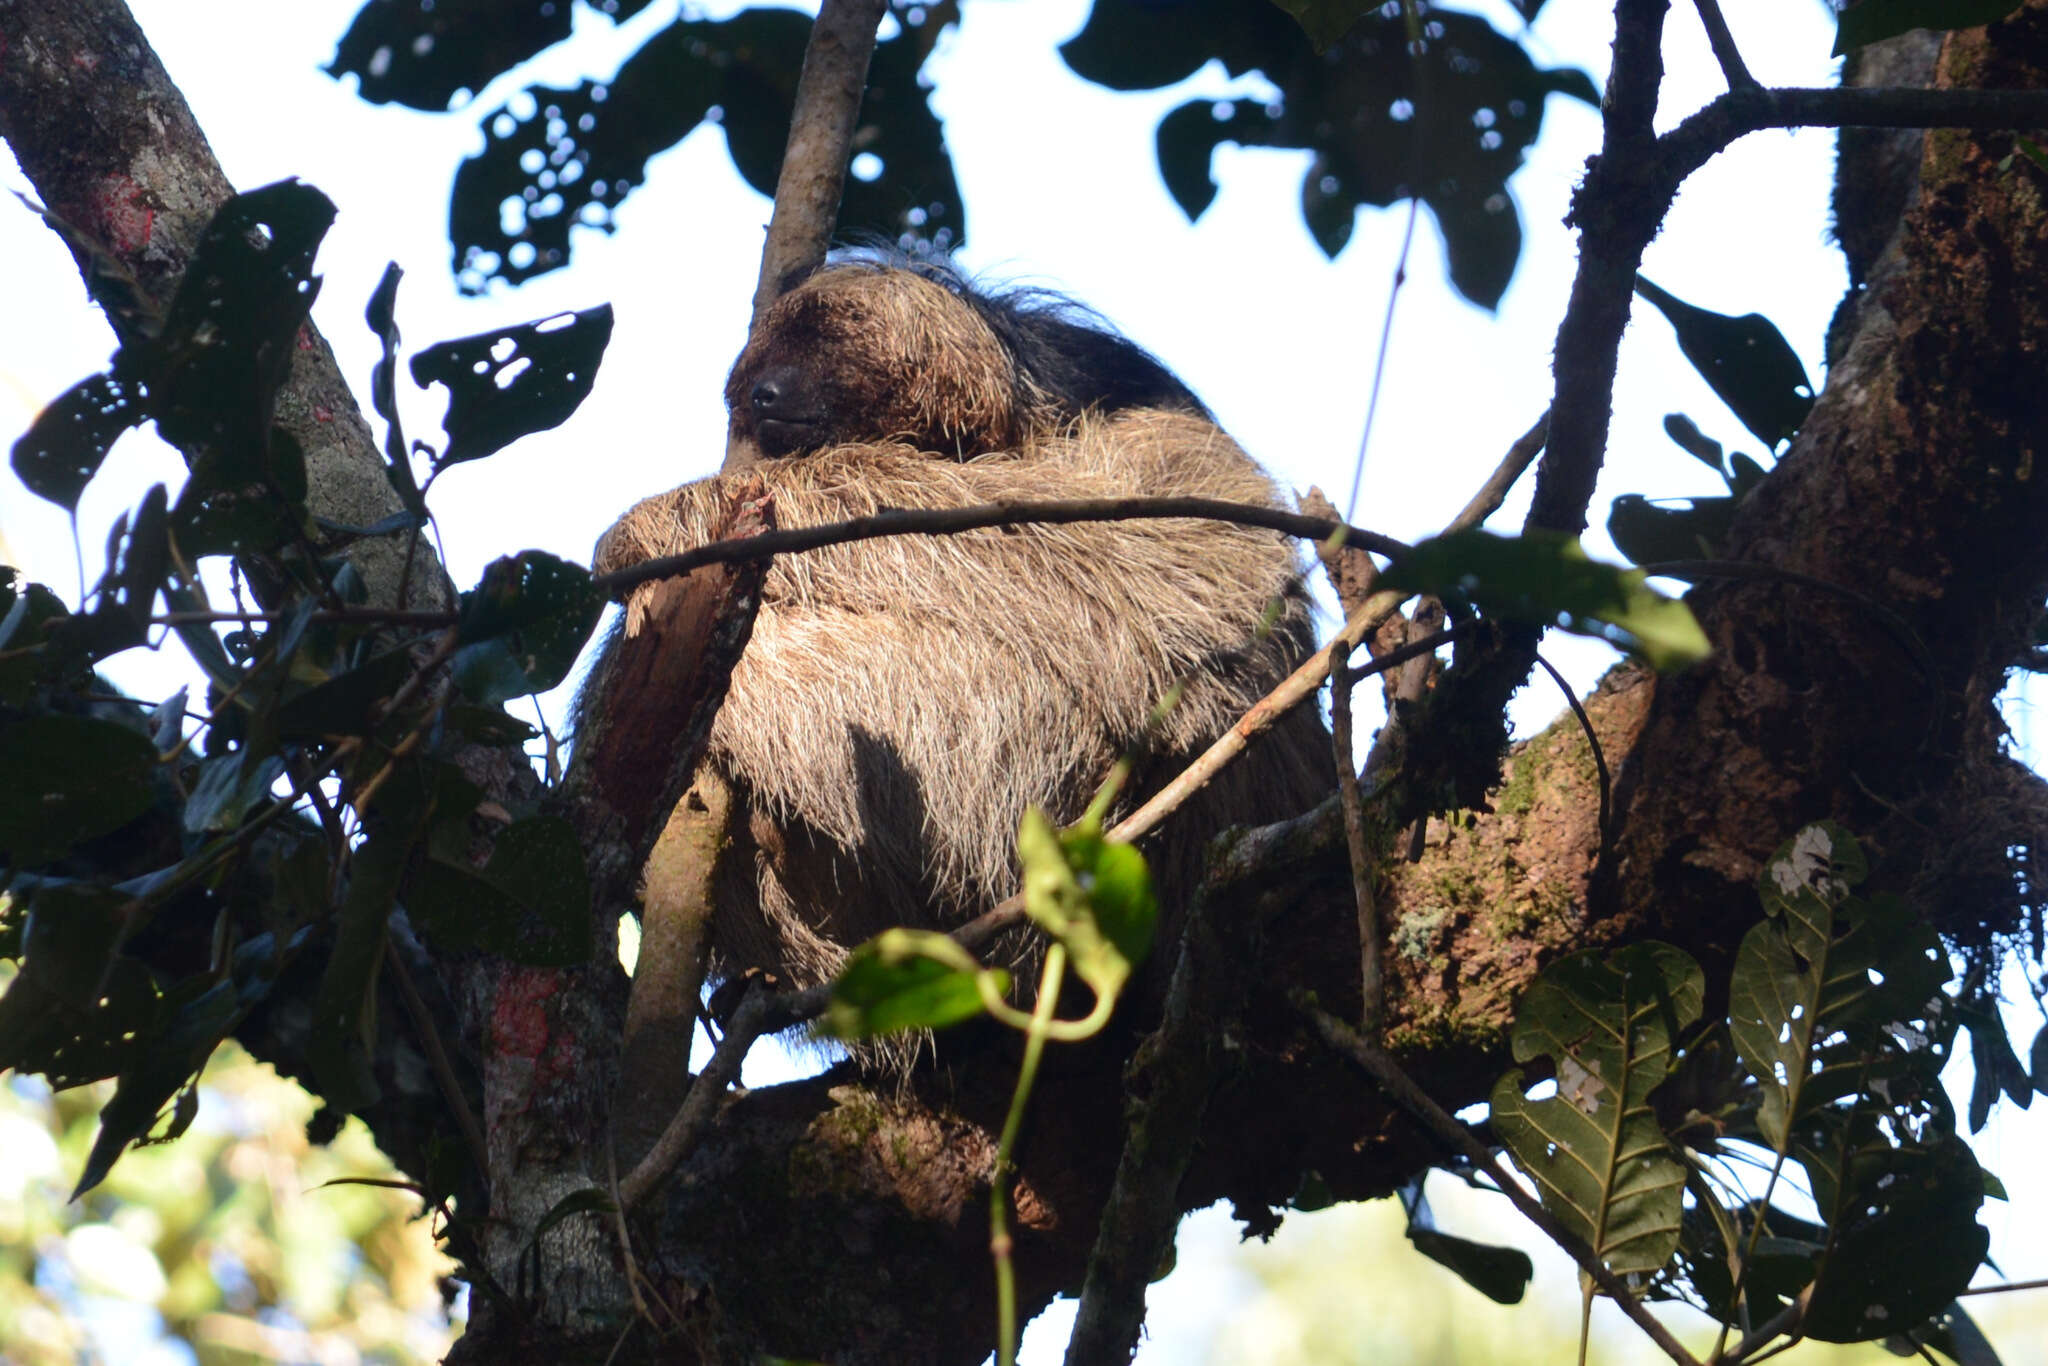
<box><xmin>2</xmin><ymin>1</ymin><xmax>2044</xmax><ymax>1361</ymax></box>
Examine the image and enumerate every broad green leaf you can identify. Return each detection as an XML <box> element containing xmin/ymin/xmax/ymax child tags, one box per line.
<box><xmin>1834</xmin><ymin>0</ymin><xmax>2025</xmax><ymax>54</ymax></box>
<box><xmin>1017</xmin><ymin>807</ymin><xmax>1155</xmax><ymax>1007</ymax></box>
<box><xmin>1729</xmin><ymin>823</ymin><xmax>1950</xmax><ymax>1151</ymax></box>
<box><xmin>1380</xmin><ymin>529</ymin><xmax>1711</xmax><ymax>669</ymax></box>
<box><xmin>1490</xmin><ymin>942</ymin><xmax>1702</xmax><ymax>1278</ymax></box>
<box><xmin>1635</xmin><ymin>277</ymin><xmax>1813</xmax><ymax>448</ymax></box>
<box><xmin>0</xmin><ymin>715</ymin><xmax>159</xmax><ymax>865</ymax></box>
<box><xmin>823</xmin><ymin>928</ymin><xmax>1007</xmax><ymax>1039</ymax></box>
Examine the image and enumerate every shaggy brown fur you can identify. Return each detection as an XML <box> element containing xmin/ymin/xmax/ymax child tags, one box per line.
<box><xmin>592</xmin><ymin>260</ymin><xmax>1332</xmax><ymax>995</ymax></box>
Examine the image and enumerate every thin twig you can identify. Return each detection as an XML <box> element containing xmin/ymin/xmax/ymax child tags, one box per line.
<box><xmin>1691</xmin><ymin>0</ymin><xmax>1754</xmax><ymax>91</ymax></box>
<box><xmin>1331</xmin><ymin>652</ymin><xmax>1382</xmax><ymax>1038</ymax></box>
<box><xmin>1451</xmin><ymin>410</ymin><xmax>1549</xmax><ymax>531</ymax></box>
<box><xmin>384</xmin><ymin>940</ymin><xmax>492</xmax><ymax>1207</ymax></box>
<box><xmin>593</xmin><ymin>496</ymin><xmax>1410</xmax><ymax>598</ymax></box>
<box><xmin>1302</xmin><ymin>1002</ymin><xmax>1707</xmax><ymax>1366</ymax></box>
<box><xmin>1533</xmin><ymin>652</ymin><xmax>1611</xmax><ymax>850</ymax></box>
<box><xmin>1345</xmin><ymin>198</ymin><xmax>1421</xmax><ymax>524</ymax></box>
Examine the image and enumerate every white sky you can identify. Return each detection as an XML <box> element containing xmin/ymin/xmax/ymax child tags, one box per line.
<box><xmin>2</xmin><ymin>0</ymin><xmax>2044</xmax><ymax>1360</ymax></box>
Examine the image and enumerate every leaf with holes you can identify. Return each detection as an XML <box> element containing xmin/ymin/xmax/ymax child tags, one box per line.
<box><xmin>411</xmin><ymin>306</ymin><xmax>614</xmax><ymax>468</ymax></box>
<box><xmin>1729</xmin><ymin>823</ymin><xmax>1951</xmax><ymax>1153</ymax></box>
<box><xmin>1489</xmin><ymin>942</ymin><xmax>1702</xmax><ymax>1278</ymax></box>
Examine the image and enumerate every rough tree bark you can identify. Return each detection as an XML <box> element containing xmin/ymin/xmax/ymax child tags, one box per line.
<box><xmin>6</xmin><ymin>3</ymin><xmax>2048</xmax><ymax>1365</ymax></box>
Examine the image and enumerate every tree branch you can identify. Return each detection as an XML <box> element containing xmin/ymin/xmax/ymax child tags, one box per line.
<box><xmin>746</xmin><ymin>0</ymin><xmax>891</xmax><ymax>333</ymax></box>
<box><xmin>1661</xmin><ymin>84</ymin><xmax>2048</xmax><ymax>185</ymax></box>
<box><xmin>591</xmin><ymin>496</ymin><xmax>1411</xmax><ymax>598</ymax></box>
<box><xmin>1690</xmin><ymin>0</ymin><xmax>1755</xmax><ymax>91</ymax></box>
<box><xmin>1303</xmin><ymin>1004</ymin><xmax>1706</xmax><ymax>1366</ymax></box>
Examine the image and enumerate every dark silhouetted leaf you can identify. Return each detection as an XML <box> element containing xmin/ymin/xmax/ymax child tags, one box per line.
<box><xmin>452</xmin><ymin>551</ymin><xmax>605</xmax><ymax>702</ymax></box>
<box><xmin>0</xmin><ymin>716</ymin><xmax>158</xmax><ymax>865</ymax></box>
<box><xmin>1064</xmin><ymin>0</ymin><xmax>1596</xmax><ymax>308</ymax></box>
<box><xmin>1381</xmin><ymin>529</ymin><xmax>1710</xmax><ymax>669</ymax></box>
<box><xmin>275</xmin><ymin>648</ymin><xmax>418</xmax><ymax>740</ymax></box>
<box><xmin>10</xmin><ymin>372</ymin><xmax>145</xmax><ymax>511</ymax></box>
<box><xmin>1834</xmin><ymin>0</ymin><xmax>2025</xmax><ymax>54</ymax></box>
<box><xmin>1608</xmin><ymin>493</ymin><xmax>1739</xmax><ymax>566</ymax></box>
<box><xmin>1407</xmin><ymin>1228</ymin><xmax>1534</xmax><ymax>1305</ymax></box>
<box><xmin>1490</xmin><ymin>942</ymin><xmax>1702</xmax><ymax>1278</ymax></box>
<box><xmin>410</xmin><ymin>306</ymin><xmax>615</xmax><ymax>467</ymax></box>
<box><xmin>824</xmin><ymin>928</ymin><xmax>1007</xmax><ymax>1039</ymax></box>
<box><xmin>1635</xmin><ymin>277</ymin><xmax>1813</xmax><ymax>449</ymax></box>
<box><xmin>0</xmin><ymin>571</ymin><xmax>72</xmax><ymax>706</ymax></box>
<box><xmin>447</xmin><ymin>8</ymin><xmax>960</xmax><ymax>292</ymax></box>
<box><xmin>364</xmin><ymin>263</ymin><xmax>428</xmax><ymax>518</ymax></box>
<box><xmin>408</xmin><ymin>815</ymin><xmax>592</xmax><ymax>966</ymax></box>
<box><xmin>0</xmin><ymin>884</ymin><xmax>157</xmax><ymax>1088</ymax></box>
<box><xmin>1662</xmin><ymin>413</ymin><xmax>1725</xmax><ymax>471</ymax></box>
<box><xmin>327</xmin><ymin>0</ymin><xmax>652</xmax><ymax>110</ymax></box>
<box><xmin>1800</xmin><ymin>1135</ymin><xmax>1988</xmax><ymax>1342</ymax></box>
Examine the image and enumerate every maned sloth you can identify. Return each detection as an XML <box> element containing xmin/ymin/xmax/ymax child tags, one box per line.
<box><xmin>589</xmin><ymin>255</ymin><xmax>1333</xmax><ymax>995</ymax></box>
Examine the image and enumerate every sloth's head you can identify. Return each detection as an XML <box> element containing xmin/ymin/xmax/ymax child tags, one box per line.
<box><xmin>725</xmin><ymin>255</ymin><xmax>1206</xmax><ymax>460</ymax></box>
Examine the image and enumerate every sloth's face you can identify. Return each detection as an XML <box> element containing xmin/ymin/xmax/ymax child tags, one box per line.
<box><xmin>725</xmin><ymin>266</ymin><xmax>1018</xmax><ymax>459</ymax></box>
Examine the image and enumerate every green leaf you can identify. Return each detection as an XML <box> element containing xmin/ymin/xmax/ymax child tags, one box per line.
<box><xmin>1798</xmin><ymin>1133</ymin><xmax>1989</xmax><ymax>1342</ymax></box>
<box><xmin>1017</xmin><ymin>807</ymin><xmax>1155</xmax><ymax>1007</ymax></box>
<box><xmin>1489</xmin><ymin>942</ymin><xmax>1703</xmax><ymax>1278</ymax></box>
<box><xmin>1834</xmin><ymin>0</ymin><xmax>2025</xmax><ymax>54</ymax></box>
<box><xmin>410</xmin><ymin>306</ymin><xmax>615</xmax><ymax>468</ymax></box>
<box><xmin>182</xmin><ymin>750</ymin><xmax>287</xmax><ymax>834</ymax></box>
<box><xmin>823</xmin><ymin>928</ymin><xmax>1007</xmax><ymax>1039</ymax></box>
<box><xmin>408</xmin><ymin>814</ymin><xmax>593</xmax><ymax>966</ymax></box>
<box><xmin>0</xmin><ymin>715</ymin><xmax>159</xmax><ymax>865</ymax></box>
<box><xmin>452</xmin><ymin>551</ymin><xmax>606</xmax><ymax>703</ymax></box>
<box><xmin>1729</xmin><ymin>823</ymin><xmax>1951</xmax><ymax>1152</ymax></box>
<box><xmin>1634</xmin><ymin>277</ymin><xmax>1813</xmax><ymax>449</ymax></box>
<box><xmin>1380</xmin><ymin>529</ymin><xmax>1711</xmax><ymax>669</ymax></box>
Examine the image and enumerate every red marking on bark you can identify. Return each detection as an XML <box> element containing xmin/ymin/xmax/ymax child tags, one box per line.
<box><xmin>490</xmin><ymin>965</ymin><xmax>560</xmax><ymax>1060</ymax></box>
<box><xmin>90</xmin><ymin>174</ymin><xmax>154</xmax><ymax>256</ymax></box>
<box><xmin>313</xmin><ymin>406</ymin><xmax>335</xmax><ymax>423</ymax></box>
<box><xmin>297</xmin><ymin>325</ymin><xmax>317</xmax><ymax>350</ymax></box>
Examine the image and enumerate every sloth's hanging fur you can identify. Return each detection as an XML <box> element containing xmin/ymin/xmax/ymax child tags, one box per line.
<box><xmin>587</xmin><ymin>258</ymin><xmax>1333</xmax><ymax>994</ymax></box>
